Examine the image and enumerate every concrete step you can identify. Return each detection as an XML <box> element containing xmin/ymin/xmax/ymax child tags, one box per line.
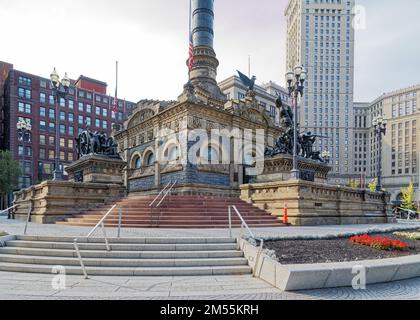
<box><xmin>62</xmin><ymin>218</ymin><xmax>278</xmax><ymax>224</ymax></box>
<box><xmin>6</xmin><ymin>240</ymin><xmax>239</xmax><ymax>251</ymax></box>
<box><xmin>0</xmin><ymin>254</ymin><xmax>248</xmax><ymax>268</ymax></box>
<box><xmin>56</xmin><ymin>222</ymin><xmax>283</xmax><ymax>228</ymax></box>
<box><xmin>15</xmin><ymin>236</ymin><xmax>236</xmax><ymax>244</ymax></box>
<box><xmin>0</xmin><ymin>262</ymin><xmax>252</xmax><ymax>276</ymax></box>
<box><xmin>0</xmin><ymin>247</ymin><xmax>244</xmax><ymax>259</ymax></box>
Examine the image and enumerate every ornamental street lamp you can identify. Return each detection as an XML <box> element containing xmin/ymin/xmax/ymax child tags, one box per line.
<box><xmin>17</xmin><ymin>119</ymin><xmax>32</xmax><ymax>187</ymax></box>
<box><xmin>285</xmin><ymin>65</ymin><xmax>307</xmax><ymax>180</ymax></box>
<box><xmin>321</xmin><ymin>150</ymin><xmax>331</xmax><ymax>164</ymax></box>
<box><xmin>373</xmin><ymin>116</ymin><xmax>387</xmax><ymax>192</ymax></box>
<box><xmin>50</xmin><ymin>68</ymin><xmax>70</xmax><ymax>181</ymax></box>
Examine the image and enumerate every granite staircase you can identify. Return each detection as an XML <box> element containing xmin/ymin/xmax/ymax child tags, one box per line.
<box><xmin>56</xmin><ymin>195</ymin><xmax>284</xmax><ymax>228</ymax></box>
<box><xmin>0</xmin><ymin>236</ymin><xmax>252</xmax><ymax>276</ymax></box>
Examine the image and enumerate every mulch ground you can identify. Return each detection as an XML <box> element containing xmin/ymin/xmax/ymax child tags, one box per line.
<box><xmin>265</xmin><ymin>232</ymin><xmax>420</xmax><ymax>265</ymax></box>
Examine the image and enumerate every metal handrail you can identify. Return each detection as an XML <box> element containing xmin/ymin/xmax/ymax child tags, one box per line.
<box><xmin>228</xmin><ymin>205</ymin><xmax>264</xmax><ymax>278</ymax></box>
<box><xmin>149</xmin><ymin>181</ymin><xmax>172</xmax><ymax>207</ymax></box>
<box><xmin>74</xmin><ymin>204</ymin><xmax>118</xmax><ymax>279</ymax></box>
<box><xmin>0</xmin><ymin>205</ymin><xmax>18</xmax><ymax>216</ymax></box>
<box><xmin>156</xmin><ymin>181</ymin><xmax>177</xmax><ymax>208</ymax></box>
<box><xmin>396</xmin><ymin>207</ymin><xmax>419</xmax><ymax>220</ymax></box>
<box><xmin>150</xmin><ymin>181</ymin><xmax>177</xmax><ymax>226</ymax></box>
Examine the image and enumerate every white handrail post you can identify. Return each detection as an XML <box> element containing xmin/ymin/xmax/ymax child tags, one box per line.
<box><xmin>117</xmin><ymin>206</ymin><xmax>122</xmax><ymax>238</ymax></box>
<box><xmin>74</xmin><ymin>239</ymin><xmax>89</xmax><ymax>279</ymax></box>
<box><xmin>228</xmin><ymin>206</ymin><xmax>232</xmax><ymax>238</ymax></box>
<box><xmin>101</xmin><ymin>222</ymin><xmax>111</xmax><ymax>252</ymax></box>
<box><xmin>23</xmin><ymin>203</ymin><xmax>32</xmax><ymax>235</ymax></box>
<box><xmin>253</xmin><ymin>239</ymin><xmax>264</xmax><ymax>278</ymax></box>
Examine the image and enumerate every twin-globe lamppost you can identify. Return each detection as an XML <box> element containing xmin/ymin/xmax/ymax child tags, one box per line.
<box><xmin>372</xmin><ymin>116</ymin><xmax>387</xmax><ymax>192</ymax></box>
<box><xmin>50</xmin><ymin>68</ymin><xmax>71</xmax><ymax>181</ymax></box>
<box><xmin>285</xmin><ymin>65</ymin><xmax>307</xmax><ymax>180</ymax></box>
<box><xmin>16</xmin><ymin>118</ymin><xmax>32</xmax><ymax>187</ymax></box>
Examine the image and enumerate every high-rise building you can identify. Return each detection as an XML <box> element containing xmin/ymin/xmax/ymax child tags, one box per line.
<box><xmin>285</xmin><ymin>0</ymin><xmax>355</xmax><ymax>185</ymax></box>
<box><xmin>366</xmin><ymin>85</ymin><xmax>420</xmax><ymax>203</ymax></box>
<box><xmin>0</xmin><ymin>61</ymin><xmax>136</xmax><ymax>189</ymax></box>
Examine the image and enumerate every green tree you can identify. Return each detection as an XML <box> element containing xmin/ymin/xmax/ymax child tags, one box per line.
<box><xmin>348</xmin><ymin>179</ymin><xmax>360</xmax><ymax>189</ymax></box>
<box><xmin>0</xmin><ymin>150</ymin><xmax>22</xmax><ymax>209</ymax></box>
<box><xmin>401</xmin><ymin>183</ymin><xmax>416</xmax><ymax>211</ymax></box>
<box><xmin>368</xmin><ymin>178</ymin><xmax>378</xmax><ymax>192</ymax></box>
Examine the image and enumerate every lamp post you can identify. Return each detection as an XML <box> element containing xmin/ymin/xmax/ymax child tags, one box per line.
<box><xmin>321</xmin><ymin>150</ymin><xmax>331</xmax><ymax>164</ymax></box>
<box><xmin>16</xmin><ymin>119</ymin><xmax>32</xmax><ymax>188</ymax></box>
<box><xmin>285</xmin><ymin>65</ymin><xmax>307</xmax><ymax>180</ymax></box>
<box><xmin>373</xmin><ymin>116</ymin><xmax>387</xmax><ymax>192</ymax></box>
<box><xmin>50</xmin><ymin>68</ymin><xmax>70</xmax><ymax>181</ymax></box>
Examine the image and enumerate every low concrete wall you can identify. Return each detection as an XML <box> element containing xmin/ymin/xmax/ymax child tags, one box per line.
<box><xmin>241</xmin><ymin>180</ymin><xmax>396</xmax><ymax>226</ymax></box>
<box><xmin>13</xmin><ymin>181</ymin><xmax>126</xmax><ymax>224</ymax></box>
<box><xmin>240</xmin><ymin>239</ymin><xmax>420</xmax><ymax>291</ymax></box>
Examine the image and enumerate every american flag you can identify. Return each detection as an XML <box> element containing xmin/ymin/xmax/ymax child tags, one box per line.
<box><xmin>188</xmin><ymin>0</ymin><xmax>194</xmax><ymax>72</ymax></box>
<box><xmin>188</xmin><ymin>33</ymin><xmax>194</xmax><ymax>72</ymax></box>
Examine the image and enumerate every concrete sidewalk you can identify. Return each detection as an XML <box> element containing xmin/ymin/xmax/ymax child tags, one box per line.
<box><xmin>0</xmin><ymin>217</ymin><xmax>419</xmax><ymax>240</ymax></box>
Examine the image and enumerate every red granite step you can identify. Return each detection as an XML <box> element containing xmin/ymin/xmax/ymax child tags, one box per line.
<box><xmin>57</xmin><ymin>195</ymin><xmax>284</xmax><ymax>228</ymax></box>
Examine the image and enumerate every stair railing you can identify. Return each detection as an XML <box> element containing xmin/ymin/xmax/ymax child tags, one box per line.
<box><xmin>228</xmin><ymin>205</ymin><xmax>264</xmax><ymax>278</ymax></box>
<box><xmin>149</xmin><ymin>181</ymin><xmax>177</xmax><ymax>226</ymax></box>
<box><xmin>0</xmin><ymin>204</ymin><xmax>18</xmax><ymax>218</ymax></box>
<box><xmin>73</xmin><ymin>204</ymin><xmax>118</xmax><ymax>279</ymax></box>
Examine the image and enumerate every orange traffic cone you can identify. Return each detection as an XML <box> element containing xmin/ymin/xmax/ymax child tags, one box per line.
<box><xmin>283</xmin><ymin>201</ymin><xmax>288</xmax><ymax>225</ymax></box>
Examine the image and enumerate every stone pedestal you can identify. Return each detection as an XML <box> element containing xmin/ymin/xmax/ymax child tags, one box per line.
<box><xmin>240</xmin><ymin>154</ymin><xmax>395</xmax><ymax>226</ymax></box>
<box><xmin>254</xmin><ymin>154</ymin><xmax>331</xmax><ymax>184</ymax></box>
<box><xmin>13</xmin><ymin>181</ymin><xmax>126</xmax><ymax>224</ymax></box>
<box><xmin>65</xmin><ymin>154</ymin><xmax>127</xmax><ymax>185</ymax></box>
<box><xmin>241</xmin><ymin>180</ymin><xmax>395</xmax><ymax>226</ymax></box>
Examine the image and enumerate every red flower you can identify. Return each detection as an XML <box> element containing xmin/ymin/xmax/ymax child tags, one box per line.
<box><xmin>350</xmin><ymin>234</ymin><xmax>409</xmax><ymax>251</ymax></box>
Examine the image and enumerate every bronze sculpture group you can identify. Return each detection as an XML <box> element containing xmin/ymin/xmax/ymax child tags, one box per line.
<box><xmin>75</xmin><ymin>130</ymin><xmax>119</xmax><ymax>159</ymax></box>
<box><xmin>265</xmin><ymin>96</ymin><xmax>329</xmax><ymax>163</ymax></box>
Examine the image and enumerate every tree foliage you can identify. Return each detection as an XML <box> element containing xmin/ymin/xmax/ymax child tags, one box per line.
<box><xmin>0</xmin><ymin>150</ymin><xmax>22</xmax><ymax>196</ymax></box>
<box><xmin>401</xmin><ymin>183</ymin><xmax>416</xmax><ymax>211</ymax></box>
<box><xmin>368</xmin><ymin>178</ymin><xmax>378</xmax><ymax>192</ymax></box>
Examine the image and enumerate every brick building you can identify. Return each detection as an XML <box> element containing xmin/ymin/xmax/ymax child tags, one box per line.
<box><xmin>0</xmin><ymin>61</ymin><xmax>136</xmax><ymax>189</ymax></box>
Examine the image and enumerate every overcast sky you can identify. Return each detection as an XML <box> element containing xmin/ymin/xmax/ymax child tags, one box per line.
<box><xmin>0</xmin><ymin>0</ymin><xmax>419</xmax><ymax>103</ymax></box>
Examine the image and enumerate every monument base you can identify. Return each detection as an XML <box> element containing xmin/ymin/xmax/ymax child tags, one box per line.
<box><xmin>240</xmin><ymin>180</ymin><xmax>396</xmax><ymax>226</ymax></box>
<box><xmin>65</xmin><ymin>154</ymin><xmax>126</xmax><ymax>185</ymax></box>
<box><xmin>13</xmin><ymin>181</ymin><xmax>126</xmax><ymax>224</ymax></box>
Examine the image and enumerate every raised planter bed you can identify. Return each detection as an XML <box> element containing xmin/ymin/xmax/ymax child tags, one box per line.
<box><xmin>264</xmin><ymin>232</ymin><xmax>420</xmax><ymax>265</ymax></box>
<box><xmin>240</xmin><ymin>230</ymin><xmax>420</xmax><ymax>292</ymax></box>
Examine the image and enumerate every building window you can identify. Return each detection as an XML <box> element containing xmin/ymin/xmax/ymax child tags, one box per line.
<box><xmin>60</xmin><ymin>111</ymin><xmax>66</xmax><ymax>121</ymax></box>
<box><xmin>49</xmin><ymin>95</ymin><xmax>54</xmax><ymax>105</ymax></box>
<box><xmin>40</xmin><ymin>121</ymin><xmax>46</xmax><ymax>130</ymax></box>
<box><xmin>78</xmin><ymin>115</ymin><xmax>84</xmax><ymax>125</ymax></box>
<box><xmin>86</xmin><ymin>104</ymin><xmax>92</xmax><ymax>113</ymax></box>
<box><xmin>48</xmin><ymin>150</ymin><xmax>55</xmax><ymax>160</ymax></box>
<box><xmin>40</xmin><ymin>93</ymin><xmax>46</xmax><ymax>103</ymax></box>
<box><xmin>68</xmin><ymin>113</ymin><xmax>74</xmax><ymax>123</ymax></box>
<box><xmin>40</xmin><ymin>135</ymin><xmax>46</xmax><ymax>145</ymax></box>
<box><xmin>102</xmin><ymin>108</ymin><xmax>108</xmax><ymax>117</ymax></box>
<box><xmin>18</xmin><ymin>88</ymin><xmax>31</xmax><ymax>99</ymax></box>
<box><xmin>68</xmin><ymin>100</ymin><xmax>74</xmax><ymax>110</ymax></box>
<box><xmin>18</xmin><ymin>102</ymin><xmax>31</xmax><ymax>114</ymax></box>
<box><xmin>78</xmin><ymin>102</ymin><xmax>84</xmax><ymax>112</ymax></box>
<box><xmin>18</xmin><ymin>76</ymin><xmax>32</xmax><ymax>86</ymax></box>
<box><xmin>49</xmin><ymin>109</ymin><xmax>55</xmax><ymax>119</ymax></box>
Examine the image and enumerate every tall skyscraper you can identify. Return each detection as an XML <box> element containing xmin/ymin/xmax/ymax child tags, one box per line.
<box><xmin>285</xmin><ymin>0</ymin><xmax>355</xmax><ymax>184</ymax></box>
